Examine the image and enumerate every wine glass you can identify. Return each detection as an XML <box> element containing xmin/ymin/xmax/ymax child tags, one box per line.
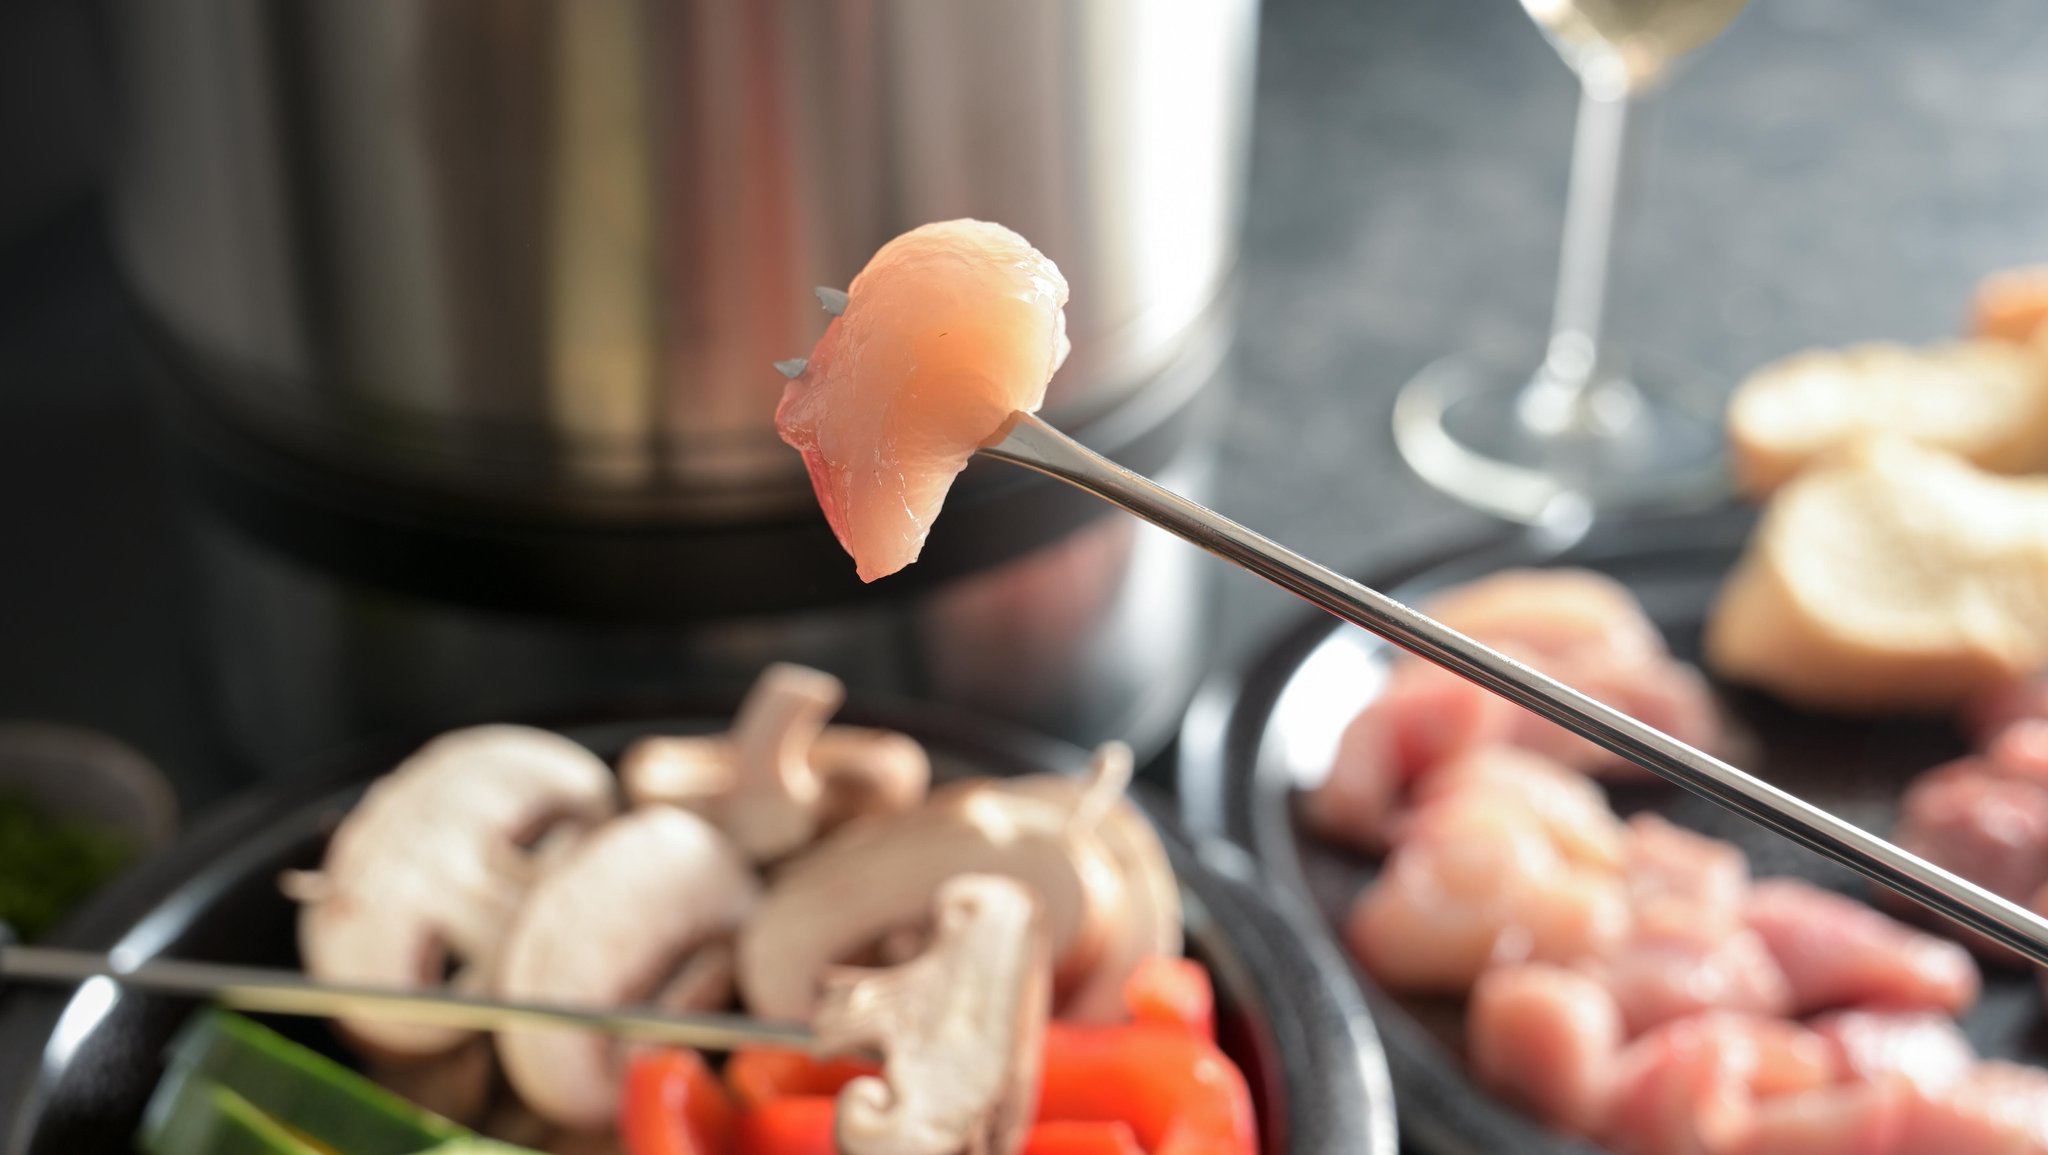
<box><xmin>1392</xmin><ymin>0</ymin><xmax>1749</xmax><ymax>524</ymax></box>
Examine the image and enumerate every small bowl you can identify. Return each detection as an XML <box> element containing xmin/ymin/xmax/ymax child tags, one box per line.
<box><xmin>0</xmin><ymin>695</ymin><xmax>1396</xmax><ymax>1155</ymax></box>
<box><xmin>0</xmin><ymin>723</ymin><xmax>179</xmax><ymax>856</ymax></box>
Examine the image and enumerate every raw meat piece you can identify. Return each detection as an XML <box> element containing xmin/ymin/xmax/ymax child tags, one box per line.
<box><xmin>1383</xmin><ymin>660</ymin><xmax>1518</xmax><ymax>777</ymax></box>
<box><xmin>1344</xmin><ymin>796</ymin><xmax>1626</xmax><ymax>995</ymax></box>
<box><xmin>1969</xmin><ymin>675</ymin><xmax>2048</xmax><ymax>746</ymax></box>
<box><xmin>1588</xmin><ymin>921</ymin><xmax>1795</xmax><ymax>1036</ymax></box>
<box><xmin>1602</xmin><ymin>1013</ymin><xmax>1836</xmax><ymax>1155</ymax></box>
<box><xmin>775</xmin><ymin>219</ymin><xmax>1070</xmax><ymax>581</ymax></box>
<box><xmin>1426</xmin><ymin>568</ymin><xmax>1670</xmax><ymax>666</ymax></box>
<box><xmin>1302</xmin><ymin>662</ymin><xmax>1512</xmax><ymax>852</ymax></box>
<box><xmin>1810</xmin><ymin>1010</ymin><xmax>1976</xmax><ymax>1094</ymax></box>
<box><xmin>1587</xmin><ymin>817</ymin><xmax>1782</xmax><ymax>1033</ymax></box>
<box><xmin>1989</xmin><ymin>720</ymin><xmax>2048</xmax><ymax>785</ymax></box>
<box><xmin>1421</xmin><ymin>568</ymin><xmax>1724</xmax><ymax>776</ymax></box>
<box><xmin>1623</xmin><ymin>813</ymin><xmax>1750</xmax><ymax>931</ymax></box>
<box><xmin>1894</xmin><ymin>1061</ymin><xmax>2048</xmax><ymax>1155</ymax></box>
<box><xmin>1736</xmin><ymin>1079</ymin><xmax>1905</xmax><ymax>1155</ymax></box>
<box><xmin>1404</xmin><ymin>746</ymin><xmax>1625</xmax><ymax>870</ymax></box>
<box><xmin>1499</xmin><ymin>651</ymin><xmax>1724</xmax><ymax>780</ymax></box>
<box><xmin>1896</xmin><ymin>760</ymin><xmax>2048</xmax><ymax>917</ymax></box>
<box><xmin>1301</xmin><ymin>696</ymin><xmax>1406</xmax><ymax>854</ymax></box>
<box><xmin>1744</xmin><ymin>879</ymin><xmax>1979</xmax><ymax>1016</ymax></box>
<box><xmin>1468</xmin><ymin>963</ymin><xmax>1624</xmax><ymax>1135</ymax></box>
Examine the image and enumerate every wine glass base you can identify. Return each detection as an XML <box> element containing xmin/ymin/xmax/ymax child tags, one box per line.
<box><xmin>1392</xmin><ymin>352</ymin><xmax>1731</xmax><ymax>525</ymax></box>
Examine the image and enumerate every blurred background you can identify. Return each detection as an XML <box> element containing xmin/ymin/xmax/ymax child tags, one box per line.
<box><xmin>2</xmin><ymin>0</ymin><xmax>2046</xmax><ymax>815</ymax></box>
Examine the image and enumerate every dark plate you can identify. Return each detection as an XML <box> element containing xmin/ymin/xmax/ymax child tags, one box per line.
<box><xmin>1178</xmin><ymin>507</ymin><xmax>2046</xmax><ymax>1155</ymax></box>
<box><xmin>0</xmin><ymin>692</ymin><xmax>1396</xmax><ymax>1155</ymax></box>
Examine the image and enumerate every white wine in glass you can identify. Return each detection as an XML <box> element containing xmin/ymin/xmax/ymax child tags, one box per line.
<box><xmin>1525</xmin><ymin>0</ymin><xmax>1750</xmax><ymax>87</ymax></box>
<box><xmin>1391</xmin><ymin>0</ymin><xmax>1750</xmax><ymax>523</ymax></box>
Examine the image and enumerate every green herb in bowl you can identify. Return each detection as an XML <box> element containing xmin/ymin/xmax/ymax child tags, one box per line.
<box><xmin>0</xmin><ymin>790</ymin><xmax>135</xmax><ymax>940</ymax></box>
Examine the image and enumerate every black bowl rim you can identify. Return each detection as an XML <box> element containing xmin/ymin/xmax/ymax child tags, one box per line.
<box><xmin>1</xmin><ymin>688</ymin><xmax>1397</xmax><ymax>1155</ymax></box>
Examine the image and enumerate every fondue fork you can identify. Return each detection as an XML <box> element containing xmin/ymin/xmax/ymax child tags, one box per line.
<box><xmin>780</xmin><ymin>285</ymin><xmax>2048</xmax><ymax>966</ymax></box>
<box><xmin>0</xmin><ymin>932</ymin><xmax>833</xmax><ymax>1054</ymax></box>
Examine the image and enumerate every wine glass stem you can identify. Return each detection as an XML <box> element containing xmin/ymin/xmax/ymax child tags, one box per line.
<box><xmin>1520</xmin><ymin>73</ymin><xmax>1647</xmax><ymax>438</ymax></box>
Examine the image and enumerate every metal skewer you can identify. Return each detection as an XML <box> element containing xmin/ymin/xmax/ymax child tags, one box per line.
<box><xmin>975</xmin><ymin>409</ymin><xmax>2048</xmax><ymax>967</ymax></box>
<box><xmin>0</xmin><ymin>940</ymin><xmax>832</xmax><ymax>1054</ymax></box>
<box><xmin>793</xmin><ymin>280</ymin><xmax>2048</xmax><ymax>962</ymax></box>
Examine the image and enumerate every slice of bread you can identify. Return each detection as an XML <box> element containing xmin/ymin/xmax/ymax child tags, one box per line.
<box><xmin>1705</xmin><ymin>438</ymin><xmax>2048</xmax><ymax>714</ymax></box>
<box><xmin>1725</xmin><ymin>340</ymin><xmax>2048</xmax><ymax>498</ymax></box>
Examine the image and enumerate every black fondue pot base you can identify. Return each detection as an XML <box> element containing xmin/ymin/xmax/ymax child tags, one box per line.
<box><xmin>1178</xmin><ymin>506</ymin><xmax>2043</xmax><ymax>1155</ymax></box>
<box><xmin>0</xmin><ymin>694</ymin><xmax>1395</xmax><ymax>1155</ymax></box>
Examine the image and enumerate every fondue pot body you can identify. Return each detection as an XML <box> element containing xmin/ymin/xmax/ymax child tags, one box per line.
<box><xmin>109</xmin><ymin>0</ymin><xmax>1258</xmax><ymax>765</ymax></box>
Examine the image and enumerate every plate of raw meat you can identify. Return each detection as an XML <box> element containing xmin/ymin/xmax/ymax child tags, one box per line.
<box><xmin>1180</xmin><ymin>505</ymin><xmax>2048</xmax><ymax>1155</ymax></box>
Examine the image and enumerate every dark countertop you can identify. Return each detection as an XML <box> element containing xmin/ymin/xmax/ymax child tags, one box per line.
<box><xmin>5</xmin><ymin>0</ymin><xmax>2048</xmax><ymax>811</ymax></box>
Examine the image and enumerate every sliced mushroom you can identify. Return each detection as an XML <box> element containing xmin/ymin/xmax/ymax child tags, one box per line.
<box><xmin>289</xmin><ymin>725</ymin><xmax>617</xmax><ymax>1057</ymax></box>
<box><xmin>810</xmin><ymin>726</ymin><xmax>932</xmax><ymax>829</ymax></box>
<box><xmin>815</xmin><ymin>873</ymin><xmax>1051</xmax><ymax>1155</ymax></box>
<box><xmin>737</xmin><ymin>777</ymin><xmax>1122</xmax><ymax>1023</ymax></box>
<box><xmin>494</xmin><ymin>807</ymin><xmax>760</xmax><ymax>1130</ymax></box>
<box><xmin>993</xmin><ymin>743</ymin><xmax>1184</xmax><ymax>1022</ymax></box>
<box><xmin>652</xmin><ymin>938</ymin><xmax>737</xmax><ymax>1013</ymax></box>
<box><xmin>619</xmin><ymin>663</ymin><xmax>930</xmax><ymax>861</ymax></box>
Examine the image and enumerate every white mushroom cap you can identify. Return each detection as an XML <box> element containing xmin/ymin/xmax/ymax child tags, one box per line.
<box><xmin>736</xmin><ymin>779</ymin><xmax>1121</xmax><ymax>1023</ymax></box>
<box><xmin>494</xmin><ymin>807</ymin><xmax>761</xmax><ymax>1130</ymax></box>
<box><xmin>293</xmin><ymin>725</ymin><xmax>617</xmax><ymax>1057</ymax></box>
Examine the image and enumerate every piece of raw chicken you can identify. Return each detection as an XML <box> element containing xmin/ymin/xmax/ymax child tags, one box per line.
<box><xmin>1622</xmin><ymin>813</ymin><xmax>1751</xmax><ymax>930</ymax></box>
<box><xmin>1736</xmin><ymin>1080</ymin><xmax>1907</xmax><ymax>1155</ymax></box>
<box><xmin>1809</xmin><ymin>1010</ymin><xmax>1977</xmax><ymax>1094</ymax></box>
<box><xmin>1345</xmin><ymin>784</ymin><xmax>1628</xmax><ymax>995</ymax></box>
<box><xmin>1887</xmin><ymin>689</ymin><xmax>2048</xmax><ymax>964</ymax></box>
<box><xmin>1401</xmin><ymin>745</ymin><xmax>1626</xmax><ymax>870</ymax></box>
<box><xmin>1743</xmin><ymin>879</ymin><xmax>1979</xmax><ymax>1017</ymax></box>
<box><xmin>776</xmin><ymin>219</ymin><xmax>1070</xmax><ymax>581</ymax></box>
<box><xmin>1589</xmin><ymin>917</ymin><xmax>1794</xmax><ymax>1037</ymax></box>
<box><xmin>1892</xmin><ymin>1061</ymin><xmax>2048</xmax><ymax>1155</ymax></box>
<box><xmin>1303</xmin><ymin>661</ymin><xmax>1514</xmax><ymax>851</ymax></box>
<box><xmin>1600</xmin><ymin>1012</ymin><xmax>1836</xmax><ymax>1155</ymax></box>
<box><xmin>1579</xmin><ymin>814</ymin><xmax>1795</xmax><ymax>1035</ymax></box>
<box><xmin>1468</xmin><ymin>963</ymin><xmax>1625</xmax><ymax>1135</ymax></box>
<box><xmin>1733</xmin><ymin>1055</ymin><xmax>2048</xmax><ymax>1155</ymax></box>
<box><xmin>1305</xmin><ymin>569</ymin><xmax>1725</xmax><ymax>850</ymax></box>
<box><xmin>1425</xmin><ymin>568</ymin><xmax>1725</xmax><ymax>777</ymax></box>
<box><xmin>1893</xmin><ymin>759</ymin><xmax>2048</xmax><ymax>923</ymax></box>
<box><xmin>1969</xmin><ymin>675</ymin><xmax>2048</xmax><ymax>747</ymax></box>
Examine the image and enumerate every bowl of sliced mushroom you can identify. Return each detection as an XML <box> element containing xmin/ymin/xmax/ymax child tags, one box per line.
<box><xmin>0</xmin><ymin>665</ymin><xmax>1396</xmax><ymax>1155</ymax></box>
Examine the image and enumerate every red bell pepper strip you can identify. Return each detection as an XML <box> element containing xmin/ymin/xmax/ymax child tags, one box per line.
<box><xmin>726</xmin><ymin>1096</ymin><xmax>1147</xmax><ymax>1155</ymax></box>
<box><xmin>1122</xmin><ymin>956</ymin><xmax>1216</xmax><ymax>1039</ymax></box>
<box><xmin>1022</xmin><ymin>1120</ymin><xmax>1147</xmax><ymax>1155</ymax></box>
<box><xmin>1038</xmin><ymin>1023</ymin><xmax>1258</xmax><ymax>1155</ymax></box>
<box><xmin>724</xmin><ymin>1048</ymin><xmax>880</xmax><ymax>1109</ymax></box>
<box><xmin>620</xmin><ymin>1050</ymin><xmax>738</xmax><ymax>1155</ymax></box>
<box><xmin>737</xmin><ymin>1096</ymin><xmax>838</xmax><ymax>1155</ymax></box>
